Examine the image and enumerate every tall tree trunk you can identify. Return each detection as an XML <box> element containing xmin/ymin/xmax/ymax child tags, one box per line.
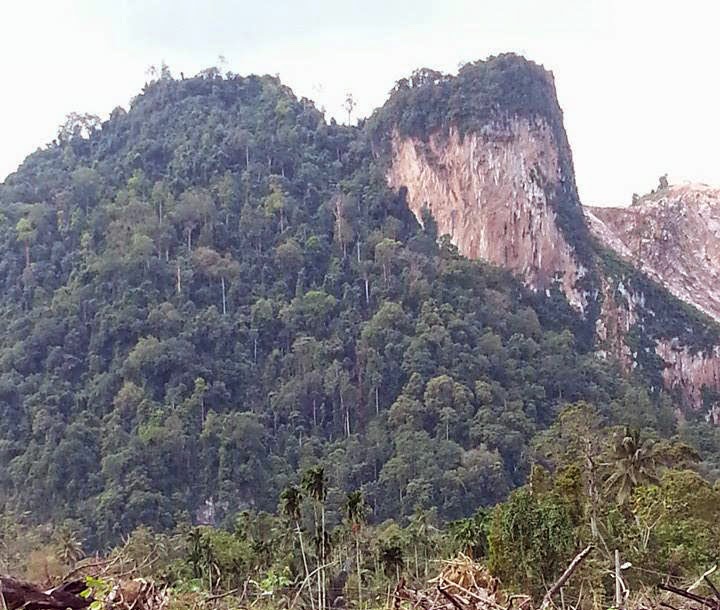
<box><xmin>221</xmin><ymin>276</ymin><xmax>227</xmax><ymax>315</ymax></box>
<box><xmin>321</xmin><ymin>504</ymin><xmax>327</xmax><ymax>610</ymax></box>
<box><xmin>356</xmin><ymin>535</ymin><xmax>363</xmax><ymax>608</ymax></box>
<box><xmin>313</xmin><ymin>505</ymin><xmax>322</xmax><ymax>610</ymax></box>
<box><xmin>24</xmin><ymin>241</ymin><xmax>30</xmax><ymax>268</ymax></box>
<box><xmin>297</xmin><ymin>521</ymin><xmax>315</xmax><ymax>610</ymax></box>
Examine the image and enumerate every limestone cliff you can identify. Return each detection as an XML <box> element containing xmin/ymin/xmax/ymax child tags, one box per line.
<box><xmin>586</xmin><ymin>184</ymin><xmax>720</xmax><ymax>324</ymax></box>
<box><xmin>387</xmin><ymin>120</ymin><xmax>588</xmax><ymax>309</ymax></box>
<box><xmin>586</xmin><ymin>184</ymin><xmax>720</xmax><ymax>413</ymax></box>
<box><xmin>656</xmin><ymin>341</ymin><xmax>720</xmax><ymax>421</ymax></box>
<box><xmin>372</xmin><ymin>54</ymin><xmax>594</xmax><ymax>314</ymax></box>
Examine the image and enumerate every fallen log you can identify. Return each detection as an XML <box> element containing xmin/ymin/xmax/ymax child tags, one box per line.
<box><xmin>0</xmin><ymin>576</ymin><xmax>91</xmax><ymax>610</ymax></box>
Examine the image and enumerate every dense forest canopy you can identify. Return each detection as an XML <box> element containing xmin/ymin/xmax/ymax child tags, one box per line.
<box><xmin>1</xmin><ymin>55</ymin><xmax>720</xmax><ymax>571</ymax></box>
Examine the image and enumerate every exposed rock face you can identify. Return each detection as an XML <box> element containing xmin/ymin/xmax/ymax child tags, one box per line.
<box><xmin>586</xmin><ymin>184</ymin><xmax>720</xmax><ymax>323</ymax></box>
<box><xmin>656</xmin><ymin>341</ymin><xmax>720</xmax><ymax>420</ymax></box>
<box><xmin>594</xmin><ymin>276</ymin><xmax>637</xmax><ymax>366</ymax></box>
<box><xmin>387</xmin><ymin>120</ymin><xmax>587</xmax><ymax>310</ymax></box>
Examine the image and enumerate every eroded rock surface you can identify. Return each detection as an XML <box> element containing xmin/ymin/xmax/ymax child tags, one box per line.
<box><xmin>387</xmin><ymin>120</ymin><xmax>587</xmax><ymax>309</ymax></box>
<box><xmin>586</xmin><ymin>184</ymin><xmax>720</xmax><ymax>323</ymax></box>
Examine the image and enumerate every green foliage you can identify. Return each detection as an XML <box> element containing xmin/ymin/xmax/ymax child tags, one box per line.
<box><xmin>488</xmin><ymin>488</ymin><xmax>575</xmax><ymax>595</ymax></box>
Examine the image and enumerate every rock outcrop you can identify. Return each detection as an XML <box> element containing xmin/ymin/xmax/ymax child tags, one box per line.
<box><xmin>586</xmin><ymin>184</ymin><xmax>720</xmax><ymax>324</ymax></box>
<box><xmin>585</xmin><ymin>184</ymin><xmax>720</xmax><ymax>414</ymax></box>
<box><xmin>387</xmin><ymin>120</ymin><xmax>589</xmax><ymax>309</ymax></box>
<box><xmin>656</xmin><ymin>340</ymin><xmax>720</xmax><ymax>421</ymax></box>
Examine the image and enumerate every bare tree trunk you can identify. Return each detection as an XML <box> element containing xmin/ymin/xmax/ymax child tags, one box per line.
<box><xmin>615</xmin><ymin>549</ymin><xmax>622</xmax><ymax>608</ymax></box>
<box><xmin>356</xmin><ymin>535</ymin><xmax>362</xmax><ymax>608</ymax></box>
<box><xmin>297</xmin><ymin>522</ymin><xmax>315</xmax><ymax>610</ymax></box>
<box><xmin>321</xmin><ymin>505</ymin><xmax>327</xmax><ymax>610</ymax></box>
<box><xmin>221</xmin><ymin>276</ymin><xmax>227</xmax><ymax>315</ymax></box>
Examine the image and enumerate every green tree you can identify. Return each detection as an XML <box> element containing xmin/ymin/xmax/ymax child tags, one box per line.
<box><xmin>604</xmin><ymin>428</ymin><xmax>697</xmax><ymax>505</ymax></box>
<box><xmin>302</xmin><ymin>466</ymin><xmax>328</xmax><ymax>610</ymax></box>
<box><xmin>15</xmin><ymin>217</ymin><xmax>36</xmax><ymax>269</ymax></box>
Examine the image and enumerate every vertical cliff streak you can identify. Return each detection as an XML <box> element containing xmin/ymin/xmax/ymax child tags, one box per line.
<box><xmin>595</xmin><ymin>277</ymin><xmax>637</xmax><ymax>366</ymax></box>
<box><xmin>387</xmin><ymin>120</ymin><xmax>587</xmax><ymax>311</ymax></box>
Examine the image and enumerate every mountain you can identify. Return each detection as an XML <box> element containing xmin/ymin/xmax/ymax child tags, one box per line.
<box><xmin>0</xmin><ymin>54</ymin><xmax>718</xmax><ymax>546</ymax></box>
<box><xmin>367</xmin><ymin>56</ymin><xmax>720</xmax><ymax>417</ymax></box>
<box><xmin>586</xmin><ymin>184</ymin><xmax>720</xmax><ymax>418</ymax></box>
<box><xmin>380</xmin><ymin>60</ymin><xmax>590</xmax><ymax>312</ymax></box>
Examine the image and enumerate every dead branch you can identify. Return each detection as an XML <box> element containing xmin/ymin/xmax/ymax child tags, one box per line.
<box><xmin>704</xmin><ymin>576</ymin><xmax>720</xmax><ymax>604</ymax></box>
<box><xmin>658</xmin><ymin>582</ymin><xmax>717</xmax><ymax>609</ymax></box>
<box><xmin>540</xmin><ymin>546</ymin><xmax>594</xmax><ymax>610</ymax></box>
<box><xmin>437</xmin><ymin>585</ymin><xmax>467</xmax><ymax>610</ymax></box>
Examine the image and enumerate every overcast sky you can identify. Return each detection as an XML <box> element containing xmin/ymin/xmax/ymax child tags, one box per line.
<box><xmin>1</xmin><ymin>0</ymin><xmax>718</xmax><ymax>205</ymax></box>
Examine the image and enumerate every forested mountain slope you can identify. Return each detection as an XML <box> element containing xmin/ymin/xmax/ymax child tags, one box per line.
<box><xmin>0</xmin><ymin>55</ymin><xmax>718</xmax><ymax>549</ymax></box>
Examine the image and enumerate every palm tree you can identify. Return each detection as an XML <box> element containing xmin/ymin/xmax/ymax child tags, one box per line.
<box><xmin>302</xmin><ymin>466</ymin><xmax>328</xmax><ymax>610</ymax></box>
<box><xmin>280</xmin><ymin>485</ymin><xmax>314</xmax><ymax>610</ymax></box>
<box><xmin>54</xmin><ymin>526</ymin><xmax>84</xmax><ymax>568</ymax></box>
<box><xmin>345</xmin><ymin>491</ymin><xmax>367</xmax><ymax>608</ymax></box>
<box><xmin>604</xmin><ymin>427</ymin><xmax>698</xmax><ymax>504</ymax></box>
<box><xmin>605</xmin><ymin>428</ymin><xmax>659</xmax><ymax>505</ymax></box>
<box><xmin>448</xmin><ymin>509</ymin><xmax>489</xmax><ymax>559</ymax></box>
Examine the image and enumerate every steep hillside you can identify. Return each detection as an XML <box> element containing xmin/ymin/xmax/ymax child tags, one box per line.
<box><xmin>587</xmin><ymin>184</ymin><xmax>720</xmax><ymax>417</ymax></box>
<box><xmin>0</xmin><ymin>63</ymin><xmax>651</xmax><ymax>546</ymax></box>
<box><xmin>0</xmin><ymin>56</ymin><xmax>718</xmax><ymax>547</ymax></box>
